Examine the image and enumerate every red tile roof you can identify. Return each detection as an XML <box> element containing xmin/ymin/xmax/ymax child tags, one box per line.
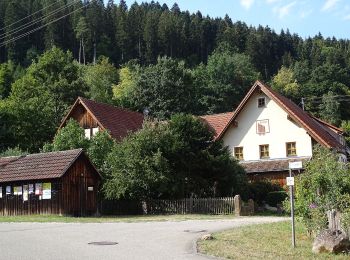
<box><xmin>0</xmin><ymin>149</ymin><xmax>95</xmax><ymax>183</ymax></box>
<box><xmin>199</xmin><ymin>112</ymin><xmax>234</xmax><ymax>139</ymax></box>
<box><xmin>201</xmin><ymin>80</ymin><xmax>345</xmax><ymax>152</ymax></box>
<box><xmin>240</xmin><ymin>157</ymin><xmax>311</xmax><ymax>173</ymax></box>
<box><xmin>61</xmin><ymin>97</ymin><xmax>144</xmax><ymax>141</ymax></box>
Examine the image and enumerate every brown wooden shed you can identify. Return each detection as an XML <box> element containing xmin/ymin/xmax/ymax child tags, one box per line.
<box><xmin>0</xmin><ymin>149</ymin><xmax>101</xmax><ymax>216</ymax></box>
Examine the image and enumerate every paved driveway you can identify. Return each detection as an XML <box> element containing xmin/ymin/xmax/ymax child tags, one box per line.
<box><xmin>0</xmin><ymin>216</ymin><xmax>287</xmax><ymax>260</ymax></box>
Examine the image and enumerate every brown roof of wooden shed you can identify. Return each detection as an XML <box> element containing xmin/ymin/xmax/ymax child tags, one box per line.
<box><xmin>0</xmin><ymin>149</ymin><xmax>95</xmax><ymax>183</ymax></box>
<box><xmin>60</xmin><ymin>97</ymin><xmax>144</xmax><ymax>141</ymax></box>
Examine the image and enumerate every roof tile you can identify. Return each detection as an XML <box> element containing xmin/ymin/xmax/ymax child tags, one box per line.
<box><xmin>241</xmin><ymin>157</ymin><xmax>311</xmax><ymax>173</ymax></box>
<box><xmin>199</xmin><ymin>112</ymin><xmax>234</xmax><ymax>139</ymax></box>
<box><xmin>0</xmin><ymin>149</ymin><xmax>83</xmax><ymax>183</ymax></box>
<box><xmin>79</xmin><ymin>98</ymin><xmax>144</xmax><ymax>141</ymax></box>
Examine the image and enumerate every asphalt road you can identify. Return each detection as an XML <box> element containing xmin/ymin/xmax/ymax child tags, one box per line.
<box><xmin>0</xmin><ymin>216</ymin><xmax>287</xmax><ymax>260</ymax></box>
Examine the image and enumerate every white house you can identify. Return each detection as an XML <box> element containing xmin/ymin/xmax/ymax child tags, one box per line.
<box><xmin>201</xmin><ymin>81</ymin><xmax>348</xmax><ymax>185</ymax></box>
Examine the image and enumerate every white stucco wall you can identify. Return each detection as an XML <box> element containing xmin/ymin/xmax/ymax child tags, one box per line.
<box><xmin>222</xmin><ymin>92</ymin><xmax>313</xmax><ymax>161</ymax></box>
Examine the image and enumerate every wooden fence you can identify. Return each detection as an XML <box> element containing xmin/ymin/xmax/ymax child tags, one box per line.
<box><xmin>0</xmin><ymin>195</ymin><xmax>254</xmax><ymax>216</ymax></box>
<box><xmin>100</xmin><ymin>196</ymin><xmax>254</xmax><ymax>216</ymax></box>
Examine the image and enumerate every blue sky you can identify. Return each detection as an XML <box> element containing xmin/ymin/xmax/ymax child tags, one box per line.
<box><xmin>122</xmin><ymin>0</ymin><xmax>350</xmax><ymax>39</ymax></box>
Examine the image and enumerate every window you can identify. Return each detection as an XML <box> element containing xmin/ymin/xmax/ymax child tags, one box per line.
<box><xmin>234</xmin><ymin>147</ymin><xmax>244</xmax><ymax>160</ymax></box>
<box><xmin>256</xmin><ymin>119</ymin><xmax>270</xmax><ymax>134</ymax></box>
<box><xmin>259</xmin><ymin>144</ymin><xmax>269</xmax><ymax>159</ymax></box>
<box><xmin>84</xmin><ymin>129</ymin><xmax>91</xmax><ymax>139</ymax></box>
<box><xmin>286</xmin><ymin>142</ymin><xmax>297</xmax><ymax>156</ymax></box>
<box><xmin>258</xmin><ymin>97</ymin><xmax>266</xmax><ymax>107</ymax></box>
<box><xmin>92</xmin><ymin>127</ymin><xmax>99</xmax><ymax>136</ymax></box>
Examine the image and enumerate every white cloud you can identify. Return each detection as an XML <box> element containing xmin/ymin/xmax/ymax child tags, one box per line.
<box><xmin>266</xmin><ymin>0</ymin><xmax>281</xmax><ymax>4</ymax></box>
<box><xmin>240</xmin><ymin>0</ymin><xmax>255</xmax><ymax>10</ymax></box>
<box><xmin>273</xmin><ymin>1</ymin><xmax>297</xmax><ymax>18</ymax></box>
<box><xmin>343</xmin><ymin>14</ymin><xmax>350</xmax><ymax>20</ymax></box>
<box><xmin>300</xmin><ymin>9</ymin><xmax>313</xmax><ymax>18</ymax></box>
<box><xmin>322</xmin><ymin>0</ymin><xmax>341</xmax><ymax>12</ymax></box>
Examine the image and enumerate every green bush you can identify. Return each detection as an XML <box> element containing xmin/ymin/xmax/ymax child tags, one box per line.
<box><xmin>265</xmin><ymin>191</ymin><xmax>288</xmax><ymax>207</ymax></box>
<box><xmin>242</xmin><ymin>181</ymin><xmax>283</xmax><ymax>205</ymax></box>
<box><xmin>291</xmin><ymin>146</ymin><xmax>350</xmax><ymax>235</ymax></box>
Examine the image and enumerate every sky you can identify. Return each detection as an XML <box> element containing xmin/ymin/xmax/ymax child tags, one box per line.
<box><xmin>122</xmin><ymin>0</ymin><xmax>350</xmax><ymax>39</ymax></box>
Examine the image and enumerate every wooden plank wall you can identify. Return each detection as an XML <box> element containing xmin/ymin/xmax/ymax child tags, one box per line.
<box><xmin>100</xmin><ymin>197</ymin><xmax>237</xmax><ymax>215</ymax></box>
<box><xmin>0</xmin><ymin>187</ymin><xmax>62</xmax><ymax>216</ymax></box>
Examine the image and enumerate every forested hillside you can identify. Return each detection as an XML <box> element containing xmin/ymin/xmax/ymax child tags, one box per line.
<box><xmin>1</xmin><ymin>0</ymin><xmax>350</xmax><ymax>153</ymax></box>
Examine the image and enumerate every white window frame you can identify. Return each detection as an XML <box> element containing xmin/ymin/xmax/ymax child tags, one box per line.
<box><xmin>84</xmin><ymin>128</ymin><xmax>91</xmax><ymax>140</ymax></box>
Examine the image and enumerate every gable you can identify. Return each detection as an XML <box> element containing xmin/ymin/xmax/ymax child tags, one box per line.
<box><xmin>59</xmin><ymin>97</ymin><xmax>144</xmax><ymax>141</ymax></box>
<box><xmin>222</xmin><ymin>91</ymin><xmax>313</xmax><ymax>160</ymax></box>
<box><xmin>66</xmin><ymin>103</ymin><xmax>100</xmax><ymax>129</ymax></box>
<box><xmin>215</xmin><ymin>81</ymin><xmax>345</xmax><ymax>152</ymax></box>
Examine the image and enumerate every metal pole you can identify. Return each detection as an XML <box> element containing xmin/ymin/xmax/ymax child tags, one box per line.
<box><xmin>289</xmin><ymin>168</ymin><xmax>296</xmax><ymax>248</ymax></box>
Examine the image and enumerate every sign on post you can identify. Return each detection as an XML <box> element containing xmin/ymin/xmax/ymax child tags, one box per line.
<box><xmin>287</xmin><ymin>161</ymin><xmax>302</xmax><ymax>249</ymax></box>
<box><xmin>289</xmin><ymin>161</ymin><xmax>302</xmax><ymax>170</ymax></box>
<box><xmin>286</xmin><ymin>177</ymin><xmax>294</xmax><ymax>186</ymax></box>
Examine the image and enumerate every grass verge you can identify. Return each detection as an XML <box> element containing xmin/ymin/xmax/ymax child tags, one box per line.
<box><xmin>0</xmin><ymin>214</ymin><xmax>243</xmax><ymax>223</ymax></box>
<box><xmin>198</xmin><ymin>221</ymin><xmax>349</xmax><ymax>259</ymax></box>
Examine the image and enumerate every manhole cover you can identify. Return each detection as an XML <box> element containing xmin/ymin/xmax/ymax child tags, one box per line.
<box><xmin>88</xmin><ymin>241</ymin><xmax>118</xmax><ymax>246</ymax></box>
<box><xmin>183</xmin><ymin>229</ymin><xmax>207</xmax><ymax>233</ymax></box>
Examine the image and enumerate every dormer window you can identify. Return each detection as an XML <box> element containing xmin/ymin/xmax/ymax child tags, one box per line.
<box><xmin>258</xmin><ymin>97</ymin><xmax>266</xmax><ymax>107</ymax></box>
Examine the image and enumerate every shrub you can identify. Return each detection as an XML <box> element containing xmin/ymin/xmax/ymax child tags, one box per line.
<box><xmin>242</xmin><ymin>180</ymin><xmax>283</xmax><ymax>205</ymax></box>
<box><xmin>265</xmin><ymin>191</ymin><xmax>288</xmax><ymax>207</ymax></box>
<box><xmin>291</xmin><ymin>146</ymin><xmax>350</xmax><ymax>235</ymax></box>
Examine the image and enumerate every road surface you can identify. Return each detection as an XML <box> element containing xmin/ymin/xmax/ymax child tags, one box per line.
<box><xmin>0</xmin><ymin>216</ymin><xmax>287</xmax><ymax>260</ymax></box>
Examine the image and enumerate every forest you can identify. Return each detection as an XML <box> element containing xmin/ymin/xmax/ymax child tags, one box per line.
<box><xmin>1</xmin><ymin>0</ymin><xmax>350</xmax><ymax>153</ymax></box>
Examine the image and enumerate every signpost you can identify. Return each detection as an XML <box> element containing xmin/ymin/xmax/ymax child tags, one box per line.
<box><xmin>288</xmin><ymin>161</ymin><xmax>302</xmax><ymax>248</ymax></box>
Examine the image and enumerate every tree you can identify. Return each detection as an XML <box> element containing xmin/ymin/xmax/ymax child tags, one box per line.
<box><xmin>103</xmin><ymin>114</ymin><xmax>246</xmax><ymax>200</ymax></box>
<box><xmin>0</xmin><ymin>101</ymin><xmax>15</xmax><ymax>152</ymax></box>
<box><xmin>319</xmin><ymin>91</ymin><xmax>341</xmax><ymax>126</ymax></box>
<box><xmin>0</xmin><ymin>61</ymin><xmax>15</xmax><ymax>99</ymax></box>
<box><xmin>3</xmin><ymin>0</ymin><xmax>28</xmax><ymax>62</ymax></box>
<box><xmin>133</xmin><ymin>57</ymin><xmax>196</xmax><ymax>119</ymax></box>
<box><xmin>103</xmin><ymin>121</ymin><xmax>172</xmax><ymax>200</ymax></box>
<box><xmin>0</xmin><ymin>146</ymin><xmax>27</xmax><ymax>157</ymax></box>
<box><xmin>271</xmin><ymin>66</ymin><xmax>301</xmax><ymax>100</ymax></box>
<box><xmin>143</xmin><ymin>10</ymin><xmax>160</xmax><ymax>63</ymax></box>
<box><xmin>5</xmin><ymin>47</ymin><xmax>87</xmax><ymax>151</ymax></box>
<box><xmin>43</xmin><ymin>119</ymin><xmax>114</xmax><ymax>176</ymax></box>
<box><xmin>84</xmin><ymin>56</ymin><xmax>118</xmax><ymax>104</ymax></box>
<box><xmin>87</xmin><ymin>130</ymin><xmax>114</xmax><ymax>174</ymax></box>
<box><xmin>113</xmin><ymin>64</ymin><xmax>140</xmax><ymax>108</ymax></box>
<box><xmin>43</xmin><ymin>119</ymin><xmax>89</xmax><ymax>152</ymax></box>
<box><xmin>115</xmin><ymin>0</ymin><xmax>130</xmax><ymax>62</ymax></box>
<box><xmin>197</xmin><ymin>47</ymin><xmax>259</xmax><ymax>114</ymax></box>
<box><xmin>341</xmin><ymin>121</ymin><xmax>350</xmax><ymax>146</ymax></box>
<box><xmin>75</xmin><ymin>16</ymin><xmax>91</xmax><ymax>64</ymax></box>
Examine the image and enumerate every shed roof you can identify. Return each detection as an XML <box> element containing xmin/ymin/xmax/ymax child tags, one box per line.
<box><xmin>60</xmin><ymin>97</ymin><xmax>144</xmax><ymax>141</ymax></box>
<box><xmin>240</xmin><ymin>157</ymin><xmax>311</xmax><ymax>173</ymax></box>
<box><xmin>0</xmin><ymin>149</ymin><xmax>96</xmax><ymax>183</ymax></box>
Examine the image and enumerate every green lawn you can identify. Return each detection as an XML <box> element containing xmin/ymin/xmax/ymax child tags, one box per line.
<box><xmin>0</xmin><ymin>214</ymin><xmax>241</xmax><ymax>223</ymax></box>
<box><xmin>198</xmin><ymin>221</ymin><xmax>349</xmax><ymax>259</ymax></box>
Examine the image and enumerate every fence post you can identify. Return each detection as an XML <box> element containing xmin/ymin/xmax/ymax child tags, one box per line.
<box><xmin>234</xmin><ymin>195</ymin><xmax>242</xmax><ymax>216</ymax></box>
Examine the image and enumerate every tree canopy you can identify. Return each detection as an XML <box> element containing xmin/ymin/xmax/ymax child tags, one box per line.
<box><xmin>103</xmin><ymin>114</ymin><xmax>246</xmax><ymax>200</ymax></box>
